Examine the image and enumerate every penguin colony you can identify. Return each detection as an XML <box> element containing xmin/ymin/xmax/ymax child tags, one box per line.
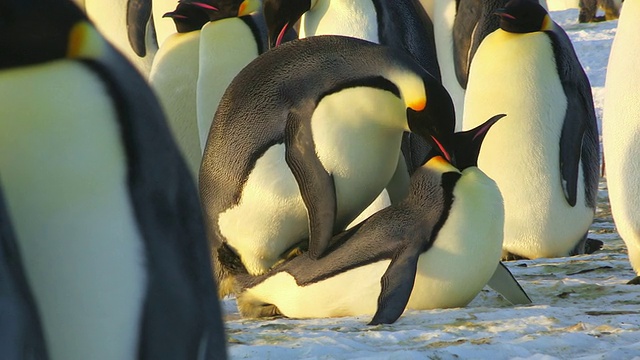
<box><xmin>1</xmin><ymin>0</ymin><xmax>636</xmax><ymax>356</ymax></box>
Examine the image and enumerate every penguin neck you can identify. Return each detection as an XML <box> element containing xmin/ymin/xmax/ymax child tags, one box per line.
<box><xmin>300</xmin><ymin>0</ymin><xmax>380</xmax><ymax>43</ymax></box>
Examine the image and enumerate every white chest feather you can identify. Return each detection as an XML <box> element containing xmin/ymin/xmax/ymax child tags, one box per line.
<box><xmin>408</xmin><ymin>168</ymin><xmax>504</xmax><ymax>309</ymax></box>
<box><xmin>300</xmin><ymin>0</ymin><xmax>379</xmax><ymax>42</ymax></box>
<box><xmin>149</xmin><ymin>31</ymin><xmax>201</xmax><ymax>177</ymax></box>
<box><xmin>602</xmin><ymin>0</ymin><xmax>640</xmax><ymax>273</ymax></box>
<box><xmin>463</xmin><ymin>30</ymin><xmax>592</xmax><ymax>258</ymax></box>
<box><xmin>0</xmin><ymin>62</ymin><xmax>147</xmax><ymax>360</ymax></box>
<box><xmin>197</xmin><ymin>18</ymin><xmax>259</xmax><ymax>152</ymax></box>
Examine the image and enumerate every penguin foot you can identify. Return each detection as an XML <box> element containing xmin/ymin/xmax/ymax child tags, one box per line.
<box><xmin>583</xmin><ymin>238</ymin><xmax>604</xmax><ymax>254</ymax></box>
<box><xmin>214</xmin><ymin>244</ymin><xmax>247</xmax><ymax>297</ymax></box>
<box><xmin>627</xmin><ymin>276</ymin><xmax>640</xmax><ymax>285</ymax></box>
<box><xmin>501</xmin><ymin>251</ymin><xmax>528</xmax><ymax>261</ymax></box>
<box><xmin>236</xmin><ymin>293</ymin><xmax>283</xmax><ymax>318</ymax></box>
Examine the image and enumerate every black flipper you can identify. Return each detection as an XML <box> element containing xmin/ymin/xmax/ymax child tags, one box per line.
<box><xmin>126</xmin><ymin>0</ymin><xmax>152</xmax><ymax>57</ymax></box>
<box><xmin>285</xmin><ymin>109</ymin><xmax>337</xmax><ymax>260</ymax></box>
<box><xmin>0</xmin><ymin>188</ymin><xmax>49</xmax><ymax>360</ymax></box>
<box><xmin>369</xmin><ymin>245</ymin><xmax>421</xmax><ymax>325</ymax></box>
<box><xmin>547</xmin><ymin>27</ymin><xmax>600</xmax><ymax>208</ymax></box>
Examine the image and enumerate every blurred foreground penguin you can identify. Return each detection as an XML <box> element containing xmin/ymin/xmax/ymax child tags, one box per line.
<box><xmin>602</xmin><ymin>0</ymin><xmax>640</xmax><ymax>284</ymax></box>
<box><xmin>0</xmin><ymin>1</ymin><xmax>227</xmax><ymax>359</ymax></box>
<box><xmin>0</xmin><ymin>187</ymin><xmax>48</xmax><ymax>360</ymax></box>
<box><xmin>199</xmin><ymin>35</ymin><xmax>456</xmax><ymax>297</ymax></box>
<box><xmin>462</xmin><ymin>0</ymin><xmax>600</xmax><ymax>260</ymax></box>
<box><xmin>234</xmin><ymin>113</ymin><xmax>531</xmax><ymax>324</ymax></box>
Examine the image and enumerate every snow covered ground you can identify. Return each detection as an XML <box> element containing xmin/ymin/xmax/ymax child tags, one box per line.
<box><xmin>221</xmin><ymin>9</ymin><xmax>640</xmax><ymax>359</ymax></box>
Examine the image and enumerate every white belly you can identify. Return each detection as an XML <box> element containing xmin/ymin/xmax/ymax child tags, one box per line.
<box><xmin>602</xmin><ymin>0</ymin><xmax>640</xmax><ymax>274</ymax></box>
<box><xmin>240</xmin><ymin>261</ymin><xmax>389</xmax><ymax>319</ymax></box>
<box><xmin>0</xmin><ymin>62</ymin><xmax>147</xmax><ymax>360</ymax></box>
<box><xmin>149</xmin><ymin>31</ymin><xmax>201</xmax><ymax>178</ymax></box>
<box><xmin>463</xmin><ymin>30</ymin><xmax>593</xmax><ymax>259</ymax></box>
<box><xmin>300</xmin><ymin>0</ymin><xmax>379</xmax><ymax>42</ymax></box>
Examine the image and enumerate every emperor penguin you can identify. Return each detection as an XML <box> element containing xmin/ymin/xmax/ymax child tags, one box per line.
<box><xmin>199</xmin><ymin>35</ymin><xmax>456</xmax><ymax>296</ymax></box>
<box><xmin>462</xmin><ymin>0</ymin><xmax>600</xmax><ymax>260</ymax></box>
<box><xmin>602</xmin><ymin>0</ymin><xmax>640</xmax><ymax>284</ymax></box>
<box><xmin>234</xmin><ymin>113</ymin><xmax>531</xmax><ymax>324</ymax></box>
<box><xmin>150</xmin><ymin>0</ymin><xmax>261</xmax><ymax>178</ymax></box>
<box><xmin>0</xmin><ymin>187</ymin><xmax>49</xmax><ymax>360</ymax></box>
<box><xmin>428</xmin><ymin>0</ymin><xmax>547</xmax><ymax>130</ymax></box>
<box><xmin>0</xmin><ymin>1</ymin><xmax>226</xmax><ymax>359</ymax></box>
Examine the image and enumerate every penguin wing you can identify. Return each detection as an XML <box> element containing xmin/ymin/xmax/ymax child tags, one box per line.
<box><xmin>547</xmin><ymin>27</ymin><xmax>600</xmax><ymax>207</ymax></box>
<box><xmin>368</xmin><ymin>241</ymin><xmax>422</xmax><ymax>325</ymax></box>
<box><xmin>126</xmin><ymin>0</ymin><xmax>152</xmax><ymax>57</ymax></box>
<box><xmin>486</xmin><ymin>262</ymin><xmax>532</xmax><ymax>305</ymax></box>
<box><xmin>452</xmin><ymin>0</ymin><xmax>481</xmax><ymax>89</ymax></box>
<box><xmin>285</xmin><ymin>108</ymin><xmax>337</xmax><ymax>260</ymax></box>
<box><xmin>0</xmin><ymin>189</ymin><xmax>49</xmax><ymax>360</ymax></box>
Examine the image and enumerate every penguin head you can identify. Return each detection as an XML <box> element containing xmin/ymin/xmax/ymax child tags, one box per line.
<box><xmin>163</xmin><ymin>1</ymin><xmax>219</xmax><ymax>33</ymax></box>
<box><xmin>448</xmin><ymin>114</ymin><xmax>506</xmax><ymax>170</ymax></box>
<box><xmin>494</xmin><ymin>0</ymin><xmax>553</xmax><ymax>33</ymax></box>
<box><xmin>405</xmin><ymin>76</ymin><xmax>457</xmax><ymax>164</ymax></box>
<box><xmin>263</xmin><ymin>0</ymin><xmax>312</xmax><ymax>48</ymax></box>
<box><xmin>0</xmin><ymin>0</ymin><xmax>93</xmax><ymax>69</ymax></box>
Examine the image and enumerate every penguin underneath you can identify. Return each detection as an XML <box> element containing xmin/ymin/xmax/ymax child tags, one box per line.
<box><xmin>234</xmin><ymin>113</ymin><xmax>530</xmax><ymax>324</ymax></box>
<box><xmin>0</xmin><ymin>1</ymin><xmax>226</xmax><ymax>359</ymax></box>
<box><xmin>602</xmin><ymin>0</ymin><xmax>640</xmax><ymax>284</ymax></box>
<box><xmin>0</xmin><ymin>186</ymin><xmax>49</xmax><ymax>360</ymax></box>
<box><xmin>150</xmin><ymin>0</ymin><xmax>262</xmax><ymax>178</ymax></box>
<box><xmin>199</xmin><ymin>35</ymin><xmax>456</xmax><ymax>297</ymax></box>
<box><xmin>462</xmin><ymin>0</ymin><xmax>601</xmax><ymax>260</ymax></box>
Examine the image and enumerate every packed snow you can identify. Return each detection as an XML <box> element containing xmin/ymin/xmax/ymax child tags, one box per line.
<box><xmin>221</xmin><ymin>9</ymin><xmax>640</xmax><ymax>360</ymax></box>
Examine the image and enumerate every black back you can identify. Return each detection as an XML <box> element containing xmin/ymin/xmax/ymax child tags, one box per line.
<box><xmin>0</xmin><ymin>186</ymin><xmax>49</xmax><ymax>360</ymax></box>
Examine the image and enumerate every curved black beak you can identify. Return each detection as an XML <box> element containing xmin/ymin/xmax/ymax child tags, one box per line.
<box><xmin>452</xmin><ymin>114</ymin><xmax>506</xmax><ymax>170</ymax></box>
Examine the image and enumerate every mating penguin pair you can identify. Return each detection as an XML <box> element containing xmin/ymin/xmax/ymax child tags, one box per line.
<box><xmin>234</xmin><ymin>113</ymin><xmax>532</xmax><ymax>324</ymax></box>
<box><xmin>602</xmin><ymin>0</ymin><xmax>640</xmax><ymax>284</ymax></box>
<box><xmin>462</xmin><ymin>0</ymin><xmax>600</xmax><ymax>260</ymax></box>
<box><xmin>0</xmin><ymin>1</ymin><xmax>226</xmax><ymax>359</ymax></box>
<box><xmin>150</xmin><ymin>0</ymin><xmax>263</xmax><ymax>177</ymax></box>
<box><xmin>199</xmin><ymin>35</ymin><xmax>456</xmax><ymax>297</ymax></box>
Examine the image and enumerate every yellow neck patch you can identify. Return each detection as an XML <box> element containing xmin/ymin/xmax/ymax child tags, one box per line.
<box><xmin>424</xmin><ymin>156</ymin><xmax>459</xmax><ymax>174</ymax></box>
<box><xmin>67</xmin><ymin>21</ymin><xmax>106</xmax><ymax>59</ymax></box>
<box><xmin>541</xmin><ymin>15</ymin><xmax>554</xmax><ymax>31</ymax></box>
<box><xmin>238</xmin><ymin>0</ymin><xmax>260</xmax><ymax>16</ymax></box>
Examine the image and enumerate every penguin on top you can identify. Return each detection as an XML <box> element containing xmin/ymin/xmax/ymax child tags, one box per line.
<box><xmin>602</xmin><ymin>0</ymin><xmax>640</xmax><ymax>284</ymax></box>
<box><xmin>199</xmin><ymin>35</ymin><xmax>456</xmax><ymax>297</ymax></box>
<box><xmin>0</xmin><ymin>0</ymin><xmax>226</xmax><ymax>359</ymax></box>
<box><xmin>461</xmin><ymin>0</ymin><xmax>601</xmax><ymax>260</ymax></box>
<box><xmin>234</xmin><ymin>113</ymin><xmax>532</xmax><ymax>324</ymax></box>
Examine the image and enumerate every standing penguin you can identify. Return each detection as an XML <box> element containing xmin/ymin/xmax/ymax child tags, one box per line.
<box><xmin>199</xmin><ymin>35</ymin><xmax>456</xmax><ymax>296</ymax></box>
<box><xmin>462</xmin><ymin>0</ymin><xmax>600</xmax><ymax>260</ymax></box>
<box><xmin>602</xmin><ymin>0</ymin><xmax>640</xmax><ymax>284</ymax></box>
<box><xmin>0</xmin><ymin>187</ymin><xmax>49</xmax><ymax>360</ymax></box>
<box><xmin>235</xmin><ymin>114</ymin><xmax>530</xmax><ymax>324</ymax></box>
<box><xmin>0</xmin><ymin>1</ymin><xmax>226</xmax><ymax>359</ymax></box>
<box><xmin>150</xmin><ymin>0</ymin><xmax>261</xmax><ymax>178</ymax></box>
